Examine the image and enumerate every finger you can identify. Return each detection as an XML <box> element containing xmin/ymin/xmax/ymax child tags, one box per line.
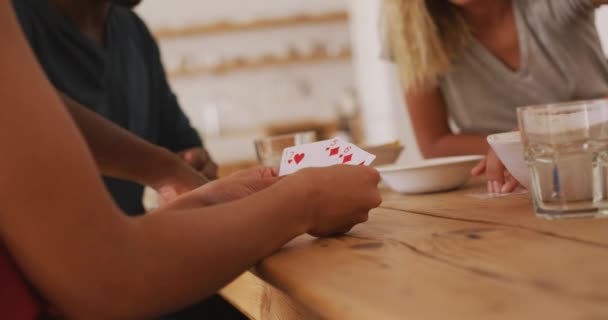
<box><xmin>256</xmin><ymin>177</ymin><xmax>281</xmax><ymax>189</ymax></box>
<box><xmin>368</xmin><ymin>192</ymin><xmax>383</xmax><ymax>209</ymax></box>
<box><xmin>229</xmin><ymin>167</ymin><xmax>255</xmax><ymax>178</ymax></box>
<box><xmin>486</xmin><ymin>160</ymin><xmax>505</xmax><ymax>182</ymax></box>
<box><xmin>202</xmin><ymin>161</ymin><xmax>219</xmax><ymax>180</ymax></box>
<box><xmin>471</xmin><ymin>158</ymin><xmax>487</xmax><ymax>176</ymax></box>
<box><xmin>183</xmin><ymin>151</ymin><xmax>205</xmax><ymax>170</ymax></box>
<box><xmin>269</xmin><ymin>167</ymin><xmax>279</xmax><ymax>177</ymax></box>
<box><xmin>256</xmin><ymin>167</ymin><xmax>278</xmax><ymax>179</ymax></box>
<box><xmin>331</xmin><ymin>225</ymin><xmax>355</xmax><ymax>237</ymax></box>
<box><xmin>243</xmin><ymin>177</ymin><xmax>280</xmax><ymax>194</ymax></box>
<box><xmin>358</xmin><ymin>212</ymin><xmax>370</xmax><ymax>223</ymax></box>
<box><xmin>501</xmin><ymin>176</ymin><xmax>520</xmax><ymax>193</ymax></box>
<box><xmin>485</xmin><ymin>152</ymin><xmax>506</xmax><ymax>189</ymax></box>
<box><xmin>492</xmin><ymin>180</ymin><xmax>503</xmax><ymax>194</ymax></box>
<box><xmin>230</xmin><ymin>166</ymin><xmax>273</xmax><ymax>179</ymax></box>
<box><xmin>158</xmin><ymin>185</ymin><xmax>179</xmax><ymax>202</ymax></box>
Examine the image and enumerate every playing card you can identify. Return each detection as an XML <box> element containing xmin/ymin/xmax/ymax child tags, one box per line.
<box><xmin>279</xmin><ymin>138</ymin><xmax>376</xmax><ymax>176</ymax></box>
<box><xmin>278</xmin><ymin>138</ymin><xmax>344</xmax><ymax>176</ymax></box>
<box><xmin>344</xmin><ymin>143</ymin><xmax>377</xmax><ymax>166</ymax></box>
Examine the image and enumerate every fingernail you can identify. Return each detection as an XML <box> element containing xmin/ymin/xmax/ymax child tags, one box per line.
<box><xmin>493</xmin><ymin>181</ymin><xmax>502</xmax><ymax>194</ymax></box>
<box><xmin>488</xmin><ymin>181</ymin><xmax>494</xmax><ymax>193</ymax></box>
<box><xmin>501</xmin><ymin>184</ymin><xmax>511</xmax><ymax>194</ymax></box>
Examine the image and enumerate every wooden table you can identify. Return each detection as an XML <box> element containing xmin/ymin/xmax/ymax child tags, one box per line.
<box><xmin>220</xmin><ymin>183</ymin><xmax>608</xmax><ymax>319</ymax></box>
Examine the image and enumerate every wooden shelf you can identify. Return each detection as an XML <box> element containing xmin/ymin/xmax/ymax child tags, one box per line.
<box><xmin>168</xmin><ymin>46</ymin><xmax>352</xmax><ymax>78</ymax></box>
<box><xmin>153</xmin><ymin>11</ymin><xmax>348</xmax><ymax>39</ymax></box>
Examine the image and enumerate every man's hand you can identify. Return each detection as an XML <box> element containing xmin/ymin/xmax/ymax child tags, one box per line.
<box><xmin>179</xmin><ymin>147</ymin><xmax>218</xmax><ymax>180</ymax></box>
<box><xmin>152</xmin><ymin>159</ymin><xmax>209</xmax><ymax>202</ymax></box>
<box><xmin>159</xmin><ymin>167</ymin><xmax>279</xmax><ymax>211</ymax></box>
<box><xmin>472</xmin><ymin>149</ymin><xmax>519</xmax><ymax>194</ymax></box>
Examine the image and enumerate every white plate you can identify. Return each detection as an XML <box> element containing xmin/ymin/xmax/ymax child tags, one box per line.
<box><xmin>377</xmin><ymin>155</ymin><xmax>484</xmax><ymax>194</ymax></box>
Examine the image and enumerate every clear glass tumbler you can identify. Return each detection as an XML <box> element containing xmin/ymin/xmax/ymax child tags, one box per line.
<box><xmin>518</xmin><ymin>99</ymin><xmax>608</xmax><ymax>219</ymax></box>
<box><xmin>254</xmin><ymin>131</ymin><xmax>316</xmax><ymax>167</ymax></box>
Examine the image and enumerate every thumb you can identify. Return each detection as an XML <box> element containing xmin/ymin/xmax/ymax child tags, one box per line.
<box><xmin>244</xmin><ymin>177</ymin><xmax>280</xmax><ymax>193</ymax></box>
<box><xmin>158</xmin><ymin>185</ymin><xmax>179</xmax><ymax>202</ymax></box>
<box><xmin>182</xmin><ymin>150</ymin><xmax>204</xmax><ymax>170</ymax></box>
<box><xmin>182</xmin><ymin>150</ymin><xmax>194</xmax><ymax>163</ymax></box>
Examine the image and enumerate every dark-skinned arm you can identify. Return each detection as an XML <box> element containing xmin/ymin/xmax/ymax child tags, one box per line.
<box><xmin>60</xmin><ymin>94</ymin><xmax>207</xmax><ymax>195</ymax></box>
<box><xmin>0</xmin><ymin>6</ymin><xmax>382</xmax><ymax>319</ymax></box>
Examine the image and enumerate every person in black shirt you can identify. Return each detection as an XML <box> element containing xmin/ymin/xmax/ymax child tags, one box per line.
<box><xmin>11</xmin><ymin>1</ymin><xmax>247</xmax><ymax>318</ymax></box>
<box><xmin>12</xmin><ymin>0</ymin><xmax>217</xmax><ymax>215</ymax></box>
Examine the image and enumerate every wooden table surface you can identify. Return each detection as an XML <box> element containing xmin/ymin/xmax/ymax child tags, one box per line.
<box><xmin>220</xmin><ymin>182</ymin><xmax>608</xmax><ymax>320</ymax></box>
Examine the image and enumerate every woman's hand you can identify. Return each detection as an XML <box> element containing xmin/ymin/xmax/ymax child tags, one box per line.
<box><xmin>195</xmin><ymin>167</ymin><xmax>279</xmax><ymax>206</ymax></box>
<box><xmin>286</xmin><ymin>165</ymin><xmax>382</xmax><ymax>237</ymax></box>
<box><xmin>159</xmin><ymin>167</ymin><xmax>280</xmax><ymax>211</ymax></box>
<box><xmin>472</xmin><ymin>149</ymin><xmax>519</xmax><ymax>193</ymax></box>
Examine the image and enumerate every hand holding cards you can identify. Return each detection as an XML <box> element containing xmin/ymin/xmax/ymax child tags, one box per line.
<box><xmin>279</xmin><ymin>138</ymin><xmax>376</xmax><ymax>176</ymax></box>
<box><xmin>278</xmin><ymin>165</ymin><xmax>382</xmax><ymax>237</ymax></box>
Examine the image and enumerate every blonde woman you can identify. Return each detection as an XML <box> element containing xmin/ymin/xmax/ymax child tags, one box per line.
<box><xmin>383</xmin><ymin>0</ymin><xmax>608</xmax><ymax>193</ymax></box>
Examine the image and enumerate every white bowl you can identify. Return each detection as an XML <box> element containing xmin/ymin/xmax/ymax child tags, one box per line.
<box><xmin>377</xmin><ymin>155</ymin><xmax>484</xmax><ymax>194</ymax></box>
<box><xmin>486</xmin><ymin>131</ymin><xmax>530</xmax><ymax>189</ymax></box>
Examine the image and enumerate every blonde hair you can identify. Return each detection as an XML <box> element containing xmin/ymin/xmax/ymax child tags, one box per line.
<box><xmin>383</xmin><ymin>0</ymin><xmax>470</xmax><ymax>89</ymax></box>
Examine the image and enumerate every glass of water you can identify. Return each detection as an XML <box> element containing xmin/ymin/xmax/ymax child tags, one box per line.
<box><xmin>254</xmin><ymin>131</ymin><xmax>316</xmax><ymax>167</ymax></box>
<box><xmin>518</xmin><ymin>99</ymin><xmax>608</xmax><ymax>219</ymax></box>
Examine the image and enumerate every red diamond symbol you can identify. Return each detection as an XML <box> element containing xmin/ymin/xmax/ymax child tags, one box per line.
<box><xmin>342</xmin><ymin>154</ymin><xmax>353</xmax><ymax>163</ymax></box>
<box><xmin>329</xmin><ymin>147</ymin><xmax>340</xmax><ymax>156</ymax></box>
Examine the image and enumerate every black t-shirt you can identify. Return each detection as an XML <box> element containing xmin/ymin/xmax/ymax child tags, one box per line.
<box><xmin>12</xmin><ymin>0</ymin><xmax>202</xmax><ymax>215</ymax></box>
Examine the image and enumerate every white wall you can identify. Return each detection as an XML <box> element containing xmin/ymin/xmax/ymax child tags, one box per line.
<box><xmin>348</xmin><ymin>0</ymin><xmax>421</xmax><ymax>162</ymax></box>
<box><xmin>172</xmin><ymin>62</ymin><xmax>354</xmax><ymax>135</ymax></box>
<box><xmin>158</xmin><ymin>22</ymin><xmax>354</xmax><ymax>136</ymax></box>
<box><xmin>597</xmin><ymin>7</ymin><xmax>608</xmax><ymax>54</ymax></box>
<box><xmin>137</xmin><ymin>0</ymin><xmax>355</xmax><ymax>163</ymax></box>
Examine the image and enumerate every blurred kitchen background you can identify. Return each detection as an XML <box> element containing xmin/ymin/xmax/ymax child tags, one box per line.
<box><xmin>135</xmin><ymin>0</ymin><xmax>608</xmax><ymax>172</ymax></box>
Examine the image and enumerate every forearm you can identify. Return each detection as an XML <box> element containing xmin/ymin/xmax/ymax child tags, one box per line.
<box><xmin>60</xmin><ymin>94</ymin><xmax>196</xmax><ymax>187</ymax></box>
<box><xmin>405</xmin><ymin>86</ymin><xmax>489</xmax><ymax>158</ymax></box>
<box><xmin>59</xmin><ymin>179</ymin><xmax>311</xmax><ymax>319</ymax></box>
<box><xmin>420</xmin><ymin>134</ymin><xmax>489</xmax><ymax>158</ymax></box>
<box><xmin>0</xmin><ymin>5</ymin><xmax>301</xmax><ymax>319</ymax></box>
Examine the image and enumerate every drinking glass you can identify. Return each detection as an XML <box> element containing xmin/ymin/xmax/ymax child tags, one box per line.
<box><xmin>254</xmin><ymin>131</ymin><xmax>316</xmax><ymax>167</ymax></box>
<box><xmin>518</xmin><ymin>99</ymin><xmax>608</xmax><ymax>219</ymax></box>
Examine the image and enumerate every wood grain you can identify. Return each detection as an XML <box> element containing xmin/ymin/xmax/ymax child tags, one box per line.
<box><xmin>225</xmin><ymin>182</ymin><xmax>608</xmax><ymax>319</ymax></box>
<box><xmin>220</xmin><ymin>272</ymin><xmax>317</xmax><ymax>320</ymax></box>
<box><xmin>381</xmin><ymin>184</ymin><xmax>608</xmax><ymax>247</ymax></box>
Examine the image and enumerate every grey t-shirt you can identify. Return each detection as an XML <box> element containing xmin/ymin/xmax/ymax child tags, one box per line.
<box><xmin>385</xmin><ymin>0</ymin><xmax>608</xmax><ymax>134</ymax></box>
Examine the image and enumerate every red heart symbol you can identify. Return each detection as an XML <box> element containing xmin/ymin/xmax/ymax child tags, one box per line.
<box><xmin>294</xmin><ymin>153</ymin><xmax>305</xmax><ymax>164</ymax></box>
<box><xmin>288</xmin><ymin>160</ymin><xmax>293</xmax><ymax>164</ymax></box>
